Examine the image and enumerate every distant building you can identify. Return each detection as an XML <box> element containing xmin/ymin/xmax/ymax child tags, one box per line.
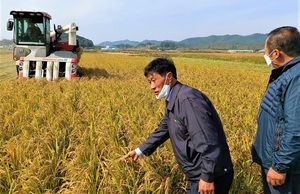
<box><xmin>101</xmin><ymin>46</ymin><xmax>119</xmax><ymax>51</ymax></box>
<box><xmin>257</xmin><ymin>49</ymin><xmax>265</xmax><ymax>53</ymax></box>
<box><xmin>227</xmin><ymin>49</ymin><xmax>254</xmax><ymax>53</ymax></box>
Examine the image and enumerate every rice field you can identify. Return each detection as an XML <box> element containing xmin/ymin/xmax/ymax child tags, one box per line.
<box><xmin>0</xmin><ymin>48</ymin><xmax>269</xmax><ymax>193</ymax></box>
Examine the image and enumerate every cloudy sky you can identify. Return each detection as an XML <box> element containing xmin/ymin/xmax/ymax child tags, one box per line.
<box><xmin>0</xmin><ymin>0</ymin><xmax>299</xmax><ymax>44</ymax></box>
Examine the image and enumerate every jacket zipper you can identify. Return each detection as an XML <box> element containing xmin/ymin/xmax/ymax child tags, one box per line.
<box><xmin>275</xmin><ymin>128</ymin><xmax>280</xmax><ymax>151</ymax></box>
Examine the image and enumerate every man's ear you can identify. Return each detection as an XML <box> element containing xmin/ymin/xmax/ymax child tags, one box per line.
<box><xmin>167</xmin><ymin>72</ymin><xmax>173</xmax><ymax>83</ymax></box>
<box><xmin>273</xmin><ymin>49</ymin><xmax>281</xmax><ymax>59</ymax></box>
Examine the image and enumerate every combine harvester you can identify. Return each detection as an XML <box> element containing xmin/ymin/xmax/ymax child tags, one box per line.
<box><xmin>7</xmin><ymin>10</ymin><xmax>82</xmax><ymax>80</ymax></box>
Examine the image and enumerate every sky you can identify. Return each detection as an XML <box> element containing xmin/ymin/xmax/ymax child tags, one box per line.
<box><xmin>0</xmin><ymin>0</ymin><xmax>299</xmax><ymax>44</ymax></box>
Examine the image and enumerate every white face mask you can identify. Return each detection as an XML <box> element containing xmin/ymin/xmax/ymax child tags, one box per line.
<box><xmin>264</xmin><ymin>49</ymin><xmax>275</xmax><ymax>67</ymax></box>
<box><xmin>156</xmin><ymin>73</ymin><xmax>170</xmax><ymax>100</ymax></box>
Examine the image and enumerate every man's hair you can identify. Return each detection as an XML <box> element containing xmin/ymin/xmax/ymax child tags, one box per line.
<box><xmin>267</xmin><ymin>26</ymin><xmax>300</xmax><ymax>57</ymax></box>
<box><xmin>144</xmin><ymin>57</ymin><xmax>177</xmax><ymax>79</ymax></box>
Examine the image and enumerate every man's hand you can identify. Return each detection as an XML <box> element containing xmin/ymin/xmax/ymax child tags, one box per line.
<box><xmin>123</xmin><ymin>150</ymin><xmax>139</xmax><ymax>163</ymax></box>
<box><xmin>267</xmin><ymin>167</ymin><xmax>286</xmax><ymax>186</ymax></box>
<box><xmin>198</xmin><ymin>179</ymin><xmax>214</xmax><ymax>194</ymax></box>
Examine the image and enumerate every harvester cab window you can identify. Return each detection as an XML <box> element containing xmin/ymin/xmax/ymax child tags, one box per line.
<box><xmin>15</xmin><ymin>17</ymin><xmax>45</xmax><ymax>45</ymax></box>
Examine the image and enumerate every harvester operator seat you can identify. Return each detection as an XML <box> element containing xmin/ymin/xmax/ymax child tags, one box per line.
<box><xmin>25</xmin><ymin>20</ymin><xmax>42</xmax><ymax>42</ymax></box>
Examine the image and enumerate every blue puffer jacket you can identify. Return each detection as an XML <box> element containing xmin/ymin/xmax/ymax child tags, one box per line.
<box><xmin>252</xmin><ymin>56</ymin><xmax>300</xmax><ymax>174</ymax></box>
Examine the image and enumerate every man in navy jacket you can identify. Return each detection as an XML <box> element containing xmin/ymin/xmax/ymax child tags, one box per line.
<box><xmin>124</xmin><ymin>58</ymin><xmax>233</xmax><ymax>194</ymax></box>
<box><xmin>252</xmin><ymin>26</ymin><xmax>300</xmax><ymax>193</ymax></box>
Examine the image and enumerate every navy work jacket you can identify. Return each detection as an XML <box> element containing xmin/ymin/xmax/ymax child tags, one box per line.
<box><xmin>139</xmin><ymin>82</ymin><xmax>233</xmax><ymax>182</ymax></box>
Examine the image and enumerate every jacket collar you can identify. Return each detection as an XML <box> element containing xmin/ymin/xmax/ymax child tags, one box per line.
<box><xmin>282</xmin><ymin>55</ymin><xmax>300</xmax><ymax>71</ymax></box>
<box><xmin>166</xmin><ymin>81</ymin><xmax>183</xmax><ymax>110</ymax></box>
<box><xmin>269</xmin><ymin>55</ymin><xmax>300</xmax><ymax>83</ymax></box>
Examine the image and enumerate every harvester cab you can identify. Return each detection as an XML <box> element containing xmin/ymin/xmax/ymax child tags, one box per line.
<box><xmin>7</xmin><ymin>10</ymin><xmax>80</xmax><ymax>80</ymax></box>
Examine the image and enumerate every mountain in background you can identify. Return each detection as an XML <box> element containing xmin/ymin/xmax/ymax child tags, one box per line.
<box><xmin>96</xmin><ymin>33</ymin><xmax>267</xmax><ymax>50</ymax></box>
<box><xmin>60</xmin><ymin>33</ymin><xmax>94</xmax><ymax>47</ymax></box>
<box><xmin>97</xmin><ymin>39</ymin><xmax>140</xmax><ymax>47</ymax></box>
<box><xmin>140</xmin><ymin>39</ymin><xmax>162</xmax><ymax>45</ymax></box>
<box><xmin>179</xmin><ymin>33</ymin><xmax>267</xmax><ymax>50</ymax></box>
<box><xmin>179</xmin><ymin>33</ymin><xmax>266</xmax><ymax>46</ymax></box>
<box><xmin>1</xmin><ymin>33</ymin><xmax>267</xmax><ymax>50</ymax></box>
<box><xmin>0</xmin><ymin>39</ymin><xmax>13</xmax><ymax>46</ymax></box>
<box><xmin>97</xmin><ymin>39</ymin><xmax>176</xmax><ymax>47</ymax></box>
